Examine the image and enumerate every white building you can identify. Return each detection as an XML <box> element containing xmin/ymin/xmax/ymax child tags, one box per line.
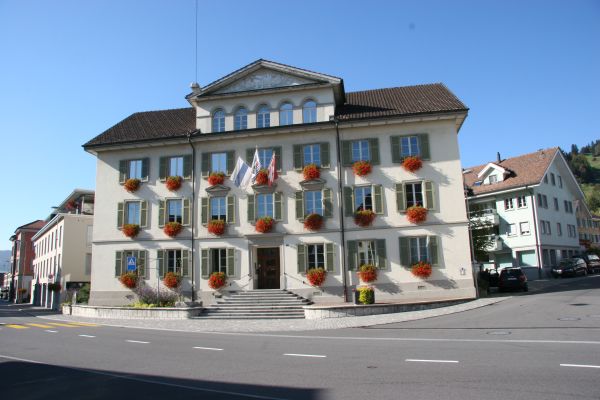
<box><xmin>84</xmin><ymin>59</ymin><xmax>475</xmax><ymax>307</ymax></box>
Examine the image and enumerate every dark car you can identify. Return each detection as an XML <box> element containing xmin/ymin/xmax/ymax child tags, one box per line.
<box><xmin>498</xmin><ymin>267</ymin><xmax>528</xmax><ymax>292</ymax></box>
<box><xmin>551</xmin><ymin>258</ymin><xmax>588</xmax><ymax>278</ymax></box>
<box><xmin>580</xmin><ymin>254</ymin><xmax>600</xmax><ymax>274</ymax></box>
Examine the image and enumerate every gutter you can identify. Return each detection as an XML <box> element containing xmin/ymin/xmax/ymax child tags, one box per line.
<box><xmin>187</xmin><ymin>131</ymin><xmax>197</xmax><ymax>303</ymax></box>
<box><xmin>529</xmin><ymin>187</ymin><xmax>543</xmax><ymax>278</ymax></box>
<box><xmin>333</xmin><ymin>117</ymin><xmax>349</xmax><ymax>302</ymax></box>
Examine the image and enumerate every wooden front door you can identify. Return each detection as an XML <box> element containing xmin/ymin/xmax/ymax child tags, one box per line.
<box><xmin>256</xmin><ymin>247</ymin><xmax>280</xmax><ymax>289</ymax></box>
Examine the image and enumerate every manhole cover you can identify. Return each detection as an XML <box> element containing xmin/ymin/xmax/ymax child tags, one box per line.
<box><xmin>558</xmin><ymin>317</ymin><xmax>580</xmax><ymax>321</ymax></box>
<box><xmin>487</xmin><ymin>331</ymin><xmax>511</xmax><ymax>335</ymax></box>
<box><xmin>570</xmin><ymin>303</ymin><xmax>589</xmax><ymax>306</ymax></box>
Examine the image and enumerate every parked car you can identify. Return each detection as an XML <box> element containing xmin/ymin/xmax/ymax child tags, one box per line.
<box><xmin>580</xmin><ymin>253</ymin><xmax>600</xmax><ymax>274</ymax></box>
<box><xmin>498</xmin><ymin>267</ymin><xmax>528</xmax><ymax>292</ymax></box>
<box><xmin>551</xmin><ymin>258</ymin><xmax>588</xmax><ymax>278</ymax></box>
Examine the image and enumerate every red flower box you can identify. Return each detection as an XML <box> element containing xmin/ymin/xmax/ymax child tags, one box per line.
<box><xmin>352</xmin><ymin>160</ymin><xmax>372</xmax><ymax>177</ymax></box>
<box><xmin>255</xmin><ymin>217</ymin><xmax>274</xmax><ymax>233</ymax></box>
<box><xmin>119</xmin><ymin>272</ymin><xmax>138</xmax><ymax>289</ymax></box>
<box><xmin>303</xmin><ymin>164</ymin><xmax>320</xmax><ymax>180</ymax></box>
<box><xmin>354</xmin><ymin>210</ymin><xmax>376</xmax><ymax>227</ymax></box>
<box><xmin>122</xmin><ymin>224</ymin><xmax>140</xmax><ymax>238</ymax></box>
<box><xmin>303</xmin><ymin>213</ymin><xmax>323</xmax><ymax>231</ymax></box>
<box><xmin>124</xmin><ymin>178</ymin><xmax>141</xmax><ymax>192</ymax></box>
<box><xmin>166</xmin><ymin>176</ymin><xmax>182</xmax><ymax>191</ymax></box>
<box><xmin>208</xmin><ymin>219</ymin><xmax>226</xmax><ymax>236</ymax></box>
<box><xmin>164</xmin><ymin>222</ymin><xmax>183</xmax><ymax>237</ymax></box>
<box><xmin>255</xmin><ymin>169</ymin><xmax>269</xmax><ymax>185</ymax></box>
<box><xmin>306</xmin><ymin>268</ymin><xmax>327</xmax><ymax>287</ymax></box>
<box><xmin>207</xmin><ymin>172</ymin><xmax>225</xmax><ymax>186</ymax></box>
<box><xmin>406</xmin><ymin>205</ymin><xmax>427</xmax><ymax>224</ymax></box>
<box><xmin>402</xmin><ymin>156</ymin><xmax>423</xmax><ymax>173</ymax></box>
<box><xmin>411</xmin><ymin>261</ymin><xmax>432</xmax><ymax>279</ymax></box>
<box><xmin>208</xmin><ymin>272</ymin><xmax>227</xmax><ymax>290</ymax></box>
<box><xmin>163</xmin><ymin>272</ymin><xmax>181</xmax><ymax>289</ymax></box>
<box><xmin>357</xmin><ymin>264</ymin><xmax>378</xmax><ymax>283</ymax></box>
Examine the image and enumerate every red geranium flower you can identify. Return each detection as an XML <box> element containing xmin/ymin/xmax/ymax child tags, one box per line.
<box><xmin>255</xmin><ymin>169</ymin><xmax>269</xmax><ymax>185</ymax></box>
<box><xmin>119</xmin><ymin>272</ymin><xmax>138</xmax><ymax>289</ymax></box>
<box><xmin>166</xmin><ymin>176</ymin><xmax>182</xmax><ymax>191</ymax></box>
<box><xmin>164</xmin><ymin>222</ymin><xmax>182</xmax><ymax>237</ymax></box>
<box><xmin>306</xmin><ymin>268</ymin><xmax>327</xmax><ymax>287</ymax></box>
<box><xmin>255</xmin><ymin>217</ymin><xmax>274</xmax><ymax>233</ymax></box>
<box><xmin>208</xmin><ymin>272</ymin><xmax>227</xmax><ymax>290</ymax></box>
<box><xmin>303</xmin><ymin>164</ymin><xmax>320</xmax><ymax>180</ymax></box>
<box><xmin>357</xmin><ymin>264</ymin><xmax>378</xmax><ymax>283</ymax></box>
<box><xmin>163</xmin><ymin>272</ymin><xmax>181</xmax><ymax>289</ymax></box>
<box><xmin>207</xmin><ymin>172</ymin><xmax>225</xmax><ymax>186</ymax></box>
<box><xmin>303</xmin><ymin>213</ymin><xmax>323</xmax><ymax>231</ymax></box>
<box><xmin>411</xmin><ymin>261</ymin><xmax>432</xmax><ymax>279</ymax></box>
<box><xmin>354</xmin><ymin>210</ymin><xmax>376</xmax><ymax>227</ymax></box>
<box><xmin>352</xmin><ymin>160</ymin><xmax>372</xmax><ymax>177</ymax></box>
<box><xmin>124</xmin><ymin>178</ymin><xmax>141</xmax><ymax>192</ymax></box>
<box><xmin>122</xmin><ymin>224</ymin><xmax>140</xmax><ymax>238</ymax></box>
<box><xmin>207</xmin><ymin>219</ymin><xmax>226</xmax><ymax>236</ymax></box>
<box><xmin>406</xmin><ymin>205</ymin><xmax>427</xmax><ymax>224</ymax></box>
<box><xmin>402</xmin><ymin>156</ymin><xmax>423</xmax><ymax>173</ymax></box>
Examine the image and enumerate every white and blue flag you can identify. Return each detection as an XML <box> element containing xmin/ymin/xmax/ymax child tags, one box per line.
<box><xmin>250</xmin><ymin>148</ymin><xmax>262</xmax><ymax>184</ymax></box>
<box><xmin>230</xmin><ymin>157</ymin><xmax>252</xmax><ymax>188</ymax></box>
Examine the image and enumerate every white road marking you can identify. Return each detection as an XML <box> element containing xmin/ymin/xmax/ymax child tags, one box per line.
<box><xmin>560</xmin><ymin>363</ymin><xmax>600</xmax><ymax>369</ymax></box>
<box><xmin>283</xmin><ymin>353</ymin><xmax>327</xmax><ymax>358</ymax></box>
<box><xmin>193</xmin><ymin>346</ymin><xmax>223</xmax><ymax>351</ymax></box>
<box><xmin>45</xmin><ymin>330</ymin><xmax>58</xmax><ymax>333</ymax></box>
<box><xmin>78</xmin><ymin>335</ymin><xmax>96</xmax><ymax>338</ymax></box>
<box><xmin>406</xmin><ymin>359</ymin><xmax>459</xmax><ymax>363</ymax></box>
<box><xmin>126</xmin><ymin>340</ymin><xmax>149</xmax><ymax>344</ymax></box>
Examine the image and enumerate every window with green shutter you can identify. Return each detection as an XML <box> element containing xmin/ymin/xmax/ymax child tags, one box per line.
<box><xmin>294</xmin><ymin>143</ymin><xmax>330</xmax><ymax>169</ymax></box>
<box><xmin>398</xmin><ymin>181</ymin><xmax>435</xmax><ymax>212</ymax></box>
<box><xmin>400</xmin><ymin>236</ymin><xmax>440</xmax><ymax>266</ymax></box>
<box><xmin>390</xmin><ymin>134</ymin><xmax>430</xmax><ymax>162</ymax></box>
<box><xmin>119</xmin><ymin>159</ymin><xmax>149</xmax><ymax>183</ymax></box>
<box><xmin>347</xmin><ymin>240</ymin><xmax>358</xmax><ymax>271</ymax></box>
<box><xmin>160</xmin><ymin>155</ymin><xmax>193</xmax><ymax>180</ymax></box>
<box><xmin>246</xmin><ymin>147</ymin><xmax>282</xmax><ymax>171</ymax></box>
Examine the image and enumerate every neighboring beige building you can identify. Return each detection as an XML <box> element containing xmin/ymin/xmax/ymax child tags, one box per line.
<box><xmin>84</xmin><ymin>59</ymin><xmax>475</xmax><ymax>306</ymax></box>
<box><xmin>31</xmin><ymin>190</ymin><xmax>94</xmax><ymax>309</ymax></box>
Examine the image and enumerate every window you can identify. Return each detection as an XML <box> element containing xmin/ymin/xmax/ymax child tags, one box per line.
<box><xmin>557</xmin><ymin>222</ymin><xmax>562</xmax><ymax>236</ymax></box>
<box><xmin>115</xmin><ymin>250</ymin><xmax>147</xmax><ymax>277</ymax></box>
<box><xmin>304</xmin><ymin>190</ymin><xmax>323</xmax><ymax>215</ymax></box>
<box><xmin>554</xmin><ymin>198</ymin><xmax>559</xmax><ymax>211</ymax></box>
<box><xmin>401</xmin><ymin>136</ymin><xmax>420</xmax><ymax>158</ymax></box>
<box><xmin>358</xmin><ymin>240</ymin><xmax>377</xmax><ymax>266</ymax></box>
<box><xmin>303</xmin><ymin>144</ymin><xmax>321</xmax><ymax>166</ymax></box>
<box><xmin>167</xmin><ymin>199</ymin><xmax>183</xmax><ymax>223</ymax></box>
<box><xmin>544</xmin><ymin>175</ymin><xmax>548</xmax><ymax>184</ymax></box>
<box><xmin>354</xmin><ymin>186</ymin><xmax>373</xmax><ymax>212</ymax></box>
<box><xmin>210</xmin><ymin>248</ymin><xmax>227</xmax><ymax>274</ymax></box>
<box><xmin>505</xmin><ymin>198</ymin><xmax>514</xmax><ymax>210</ymax></box>
<box><xmin>409</xmin><ymin>237</ymin><xmax>429</xmax><ymax>264</ymax></box>
<box><xmin>59</xmin><ymin>226</ymin><xmax>63</xmax><ymax>247</ymax></box>
<box><xmin>118</xmin><ymin>200</ymin><xmax>147</xmax><ymax>228</ymax></box>
<box><xmin>210</xmin><ymin>197</ymin><xmax>226</xmax><ymax>221</ymax></box>
<box><xmin>211</xmin><ymin>152</ymin><xmax>227</xmax><ymax>173</ymax></box>
<box><xmin>507</xmin><ymin>223</ymin><xmax>517</xmax><ymax>236</ymax></box>
<box><xmin>258</xmin><ymin>148</ymin><xmax>273</xmax><ymax>168</ymax></box>
<box><xmin>558</xmin><ymin>176</ymin><xmax>563</xmax><ymax>188</ymax></box>
<box><xmin>516</xmin><ymin>196</ymin><xmax>527</xmax><ymax>208</ymax></box>
<box><xmin>212</xmin><ymin>109</ymin><xmax>225</xmax><ymax>132</ymax></box>
<box><xmin>157</xmin><ymin>249</ymin><xmax>189</xmax><ymax>276</ymax></box>
<box><xmin>564</xmin><ymin>200</ymin><xmax>573</xmax><ymax>213</ymax></box>
<box><xmin>550</xmin><ymin>173</ymin><xmax>556</xmax><ymax>186</ymax></box>
<box><xmin>257</xmin><ymin>193</ymin><xmax>274</xmax><ymax>218</ymax></box>
<box><xmin>167</xmin><ymin>250</ymin><xmax>184</xmax><ymax>274</ymax></box>
<box><xmin>234</xmin><ymin>107</ymin><xmax>248</xmax><ymax>130</ymax></box>
<box><xmin>279</xmin><ymin>103</ymin><xmax>293</xmax><ymax>125</ymax></box>
<box><xmin>257</xmin><ymin>105</ymin><xmax>270</xmax><ymax>128</ymax></box>
<box><xmin>568</xmin><ymin>224</ymin><xmax>577</xmax><ymax>237</ymax></box>
<box><xmin>541</xmin><ymin>220</ymin><xmax>552</xmax><ymax>235</ymax></box>
<box><xmin>126</xmin><ymin>201</ymin><xmax>141</xmax><ymax>225</ymax></box>
<box><xmin>537</xmin><ymin>194</ymin><xmax>548</xmax><ymax>208</ymax></box>
<box><xmin>169</xmin><ymin>156</ymin><xmax>183</xmax><ymax>177</ymax></box>
<box><xmin>352</xmin><ymin>140</ymin><xmax>370</xmax><ymax>162</ymax></box>
<box><xmin>302</xmin><ymin>100</ymin><xmax>317</xmax><ymax>123</ymax></box>
<box><xmin>488</xmin><ymin>174</ymin><xmax>498</xmax><ymax>184</ymax></box>
<box><xmin>128</xmin><ymin>160</ymin><xmax>143</xmax><ymax>179</ymax></box>
<box><xmin>406</xmin><ymin>182</ymin><xmax>424</xmax><ymax>208</ymax></box>
<box><xmin>520</xmin><ymin>222</ymin><xmax>530</xmax><ymax>235</ymax></box>
<box><xmin>307</xmin><ymin>244</ymin><xmax>325</xmax><ymax>269</ymax></box>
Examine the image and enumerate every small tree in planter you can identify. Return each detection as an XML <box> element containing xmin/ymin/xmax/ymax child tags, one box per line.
<box><xmin>406</xmin><ymin>205</ymin><xmax>428</xmax><ymax>224</ymax></box>
<box><xmin>119</xmin><ymin>272</ymin><xmax>138</xmax><ymax>289</ymax></box>
<box><xmin>207</xmin><ymin>172</ymin><xmax>225</xmax><ymax>186</ymax></box>
<box><xmin>163</xmin><ymin>272</ymin><xmax>181</xmax><ymax>290</ymax></box>
<box><xmin>255</xmin><ymin>217</ymin><xmax>274</xmax><ymax>233</ymax></box>
<box><xmin>357</xmin><ymin>286</ymin><xmax>375</xmax><ymax>304</ymax></box>
<box><xmin>208</xmin><ymin>272</ymin><xmax>227</xmax><ymax>290</ymax></box>
<box><xmin>306</xmin><ymin>267</ymin><xmax>327</xmax><ymax>287</ymax></box>
<box><xmin>122</xmin><ymin>224</ymin><xmax>140</xmax><ymax>238</ymax></box>
<box><xmin>124</xmin><ymin>178</ymin><xmax>141</xmax><ymax>192</ymax></box>
<box><xmin>165</xmin><ymin>176</ymin><xmax>182</xmax><ymax>191</ymax></box>
<box><xmin>164</xmin><ymin>222</ymin><xmax>183</xmax><ymax>237</ymax></box>
<box><xmin>354</xmin><ymin>209</ymin><xmax>376</xmax><ymax>227</ymax></box>
<box><xmin>352</xmin><ymin>160</ymin><xmax>372</xmax><ymax>177</ymax></box>
<box><xmin>357</xmin><ymin>264</ymin><xmax>378</xmax><ymax>283</ymax></box>
<box><xmin>303</xmin><ymin>213</ymin><xmax>323</xmax><ymax>231</ymax></box>
<box><xmin>255</xmin><ymin>169</ymin><xmax>269</xmax><ymax>185</ymax></box>
<box><xmin>303</xmin><ymin>164</ymin><xmax>320</xmax><ymax>180</ymax></box>
<box><xmin>402</xmin><ymin>156</ymin><xmax>423</xmax><ymax>173</ymax></box>
<box><xmin>207</xmin><ymin>219</ymin><xmax>226</xmax><ymax>236</ymax></box>
<box><xmin>411</xmin><ymin>261</ymin><xmax>432</xmax><ymax>279</ymax></box>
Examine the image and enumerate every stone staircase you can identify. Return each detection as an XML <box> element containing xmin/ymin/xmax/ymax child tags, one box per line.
<box><xmin>197</xmin><ymin>289</ymin><xmax>311</xmax><ymax>319</ymax></box>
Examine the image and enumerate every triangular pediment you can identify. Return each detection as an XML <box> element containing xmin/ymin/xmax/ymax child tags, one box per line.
<box><xmin>213</xmin><ymin>68</ymin><xmax>316</xmax><ymax>94</ymax></box>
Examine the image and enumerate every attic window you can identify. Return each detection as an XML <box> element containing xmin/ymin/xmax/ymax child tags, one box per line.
<box><xmin>474</xmin><ymin>181</ymin><xmax>482</xmax><ymax>186</ymax></box>
<box><xmin>488</xmin><ymin>175</ymin><xmax>498</xmax><ymax>184</ymax></box>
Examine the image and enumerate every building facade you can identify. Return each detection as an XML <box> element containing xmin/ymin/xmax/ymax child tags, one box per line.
<box><xmin>9</xmin><ymin>220</ymin><xmax>45</xmax><ymax>302</ymax></box>
<box><xmin>84</xmin><ymin>59</ymin><xmax>476</xmax><ymax>306</ymax></box>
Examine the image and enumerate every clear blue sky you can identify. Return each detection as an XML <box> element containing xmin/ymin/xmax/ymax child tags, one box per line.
<box><xmin>1</xmin><ymin>0</ymin><xmax>599</xmax><ymax>250</ymax></box>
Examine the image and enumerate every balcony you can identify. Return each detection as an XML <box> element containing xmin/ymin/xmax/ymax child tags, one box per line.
<box><xmin>469</xmin><ymin>209</ymin><xmax>500</xmax><ymax>226</ymax></box>
<box><xmin>484</xmin><ymin>235</ymin><xmax>503</xmax><ymax>251</ymax></box>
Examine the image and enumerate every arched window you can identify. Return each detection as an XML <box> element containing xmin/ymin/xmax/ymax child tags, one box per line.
<box><xmin>212</xmin><ymin>109</ymin><xmax>225</xmax><ymax>132</ymax></box>
<box><xmin>302</xmin><ymin>100</ymin><xmax>317</xmax><ymax>123</ymax></box>
<box><xmin>279</xmin><ymin>102</ymin><xmax>293</xmax><ymax>126</ymax></box>
<box><xmin>257</xmin><ymin>105</ymin><xmax>270</xmax><ymax>129</ymax></box>
<box><xmin>234</xmin><ymin>107</ymin><xmax>248</xmax><ymax>130</ymax></box>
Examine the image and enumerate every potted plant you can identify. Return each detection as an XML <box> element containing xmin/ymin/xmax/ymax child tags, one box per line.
<box><xmin>165</xmin><ymin>175</ymin><xmax>182</xmax><ymax>191</ymax></box>
<box><xmin>406</xmin><ymin>205</ymin><xmax>428</xmax><ymax>224</ymax></box>
<box><xmin>163</xmin><ymin>272</ymin><xmax>181</xmax><ymax>289</ymax></box>
<box><xmin>48</xmin><ymin>282</ymin><xmax>62</xmax><ymax>292</ymax></box>
<box><xmin>255</xmin><ymin>216</ymin><xmax>274</xmax><ymax>233</ymax></box>
<box><xmin>65</xmin><ymin>200</ymin><xmax>78</xmax><ymax>212</ymax></box>
<box><xmin>302</xmin><ymin>164</ymin><xmax>320</xmax><ymax>180</ymax></box>
<box><xmin>208</xmin><ymin>272</ymin><xmax>227</xmax><ymax>290</ymax></box>
<box><xmin>303</xmin><ymin>213</ymin><xmax>323</xmax><ymax>231</ymax></box>
<box><xmin>354</xmin><ymin>209</ymin><xmax>376</xmax><ymax>227</ymax></box>
<box><xmin>356</xmin><ymin>286</ymin><xmax>375</xmax><ymax>305</ymax></box>
<box><xmin>122</xmin><ymin>224</ymin><xmax>140</xmax><ymax>238</ymax></box>
<box><xmin>306</xmin><ymin>267</ymin><xmax>327</xmax><ymax>287</ymax></box>
<box><xmin>352</xmin><ymin>160</ymin><xmax>372</xmax><ymax>177</ymax></box>
<box><xmin>164</xmin><ymin>222</ymin><xmax>182</xmax><ymax>237</ymax></box>
<box><xmin>119</xmin><ymin>272</ymin><xmax>138</xmax><ymax>289</ymax></box>
<box><xmin>411</xmin><ymin>261</ymin><xmax>432</xmax><ymax>279</ymax></box>
<box><xmin>357</xmin><ymin>264</ymin><xmax>378</xmax><ymax>283</ymax></box>
<box><xmin>207</xmin><ymin>219</ymin><xmax>226</xmax><ymax>236</ymax></box>
<box><xmin>207</xmin><ymin>172</ymin><xmax>225</xmax><ymax>186</ymax></box>
<box><xmin>124</xmin><ymin>178</ymin><xmax>141</xmax><ymax>192</ymax></box>
<box><xmin>255</xmin><ymin>169</ymin><xmax>269</xmax><ymax>185</ymax></box>
<box><xmin>402</xmin><ymin>156</ymin><xmax>423</xmax><ymax>173</ymax></box>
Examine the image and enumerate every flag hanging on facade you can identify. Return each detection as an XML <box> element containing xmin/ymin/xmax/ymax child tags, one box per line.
<box><xmin>230</xmin><ymin>157</ymin><xmax>252</xmax><ymax>188</ymax></box>
<box><xmin>267</xmin><ymin>152</ymin><xmax>278</xmax><ymax>186</ymax></box>
<box><xmin>250</xmin><ymin>148</ymin><xmax>261</xmax><ymax>184</ymax></box>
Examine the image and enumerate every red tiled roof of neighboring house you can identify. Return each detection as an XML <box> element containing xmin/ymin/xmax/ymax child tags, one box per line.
<box><xmin>463</xmin><ymin>148</ymin><xmax>560</xmax><ymax>196</ymax></box>
<box><xmin>15</xmin><ymin>220</ymin><xmax>46</xmax><ymax>232</ymax></box>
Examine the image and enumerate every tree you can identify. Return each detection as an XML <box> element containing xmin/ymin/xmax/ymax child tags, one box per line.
<box><xmin>571</xmin><ymin>144</ymin><xmax>579</xmax><ymax>155</ymax></box>
<box><xmin>587</xmin><ymin>186</ymin><xmax>600</xmax><ymax>212</ymax></box>
<box><xmin>570</xmin><ymin>154</ymin><xmax>593</xmax><ymax>183</ymax></box>
<box><xmin>469</xmin><ymin>209</ymin><xmax>496</xmax><ymax>262</ymax></box>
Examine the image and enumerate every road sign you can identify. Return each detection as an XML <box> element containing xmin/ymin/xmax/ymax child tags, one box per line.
<box><xmin>126</xmin><ymin>256</ymin><xmax>136</xmax><ymax>272</ymax></box>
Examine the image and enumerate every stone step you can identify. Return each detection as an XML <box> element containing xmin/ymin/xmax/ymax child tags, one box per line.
<box><xmin>227</xmin><ymin>293</ymin><xmax>301</xmax><ymax>298</ymax></box>
<box><xmin>194</xmin><ymin>315</ymin><xmax>305</xmax><ymax>320</ymax></box>
<box><xmin>207</xmin><ymin>305</ymin><xmax>306</xmax><ymax>310</ymax></box>
<box><xmin>218</xmin><ymin>298</ymin><xmax>309</xmax><ymax>303</ymax></box>
<box><xmin>202</xmin><ymin>311</ymin><xmax>305</xmax><ymax>318</ymax></box>
<box><xmin>204</xmin><ymin>289</ymin><xmax>310</xmax><ymax>319</ymax></box>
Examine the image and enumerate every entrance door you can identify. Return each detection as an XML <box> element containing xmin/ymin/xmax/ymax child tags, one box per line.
<box><xmin>256</xmin><ymin>247</ymin><xmax>280</xmax><ymax>289</ymax></box>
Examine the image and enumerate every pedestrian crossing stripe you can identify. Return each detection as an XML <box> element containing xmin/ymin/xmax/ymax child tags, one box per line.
<box><xmin>5</xmin><ymin>324</ymin><xmax>28</xmax><ymax>329</ymax></box>
<box><xmin>4</xmin><ymin>322</ymin><xmax>98</xmax><ymax>329</ymax></box>
<box><xmin>26</xmin><ymin>323</ymin><xmax>53</xmax><ymax>328</ymax></box>
<box><xmin>67</xmin><ymin>322</ymin><xmax>98</xmax><ymax>327</ymax></box>
<box><xmin>46</xmin><ymin>322</ymin><xmax>78</xmax><ymax>328</ymax></box>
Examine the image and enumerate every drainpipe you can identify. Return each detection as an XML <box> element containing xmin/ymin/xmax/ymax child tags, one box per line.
<box><xmin>187</xmin><ymin>131</ymin><xmax>197</xmax><ymax>303</ymax></box>
<box><xmin>333</xmin><ymin>118</ymin><xmax>349</xmax><ymax>302</ymax></box>
<box><xmin>529</xmin><ymin>187</ymin><xmax>543</xmax><ymax>279</ymax></box>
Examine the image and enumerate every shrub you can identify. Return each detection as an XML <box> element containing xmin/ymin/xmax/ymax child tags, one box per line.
<box><xmin>255</xmin><ymin>169</ymin><xmax>269</xmax><ymax>185</ymax></box>
<box><xmin>306</xmin><ymin>268</ymin><xmax>327</xmax><ymax>287</ymax></box>
<box><xmin>123</xmin><ymin>178</ymin><xmax>141</xmax><ymax>192</ymax></box>
<box><xmin>411</xmin><ymin>261</ymin><xmax>432</xmax><ymax>279</ymax></box>
<box><xmin>207</xmin><ymin>172</ymin><xmax>225</xmax><ymax>186</ymax></box>
<box><xmin>302</xmin><ymin>164</ymin><xmax>320</xmax><ymax>180</ymax></box>
<box><xmin>119</xmin><ymin>272</ymin><xmax>138</xmax><ymax>289</ymax></box>
<box><xmin>163</xmin><ymin>272</ymin><xmax>181</xmax><ymax>289</ymax></box>
<box><xmin>207</xmin><ymin>219</ymin><xmax>226</xmax><ymax>236</ymax></box>
<box><xmin>354</xmin><ymin>209</ymin><xmax>376</xmax><ymax>227</ymax></box>
<box><xmin>402</xmin><ymin>156</ymin><xmax>423</xmax><ymax>173</ymax></box>
<box><xmin>255</xmin><ymin>217</ymin><xmax>274</xmax><ymax>233</ymax></box>
<box><xmin>303</xmin><ymin>213</ymin><xmax>323</xmax><ymax>231</ymax></box>
<box><xmin>406</xmin><ymin>205</ymin><xmax>427</xmax><ymax>224</ymax></box>
<box><xmin>164</xmin><ymin>222</ymin><xmax>182</xmax><ymax>237</ymax></box>
<box><xmin>76</xmin><ymin>283</ymin><xmax>90</xmax><ymax>304</ymax></box>
<box><xmin>208</xmin><ymin>272</ymin><xmax>227</xmax><ymax>290</ymax></box>
<box><xmin>48</xmin><ymin>282</ymin><xmax>62</xmax><ymax>292</ymax></box>
<box><xmin>122</xmin><ymin>224</ymin><xmax>140</xmax><ymax>238</ymax></box>
<box><xmin>357</xmin><ymin>286</ymin><xmax>374</xmax><ymax>304</ymax></box>
<box><xmin>352</xmin><ymin>160</ymin><xmax>372</xmax><ymax>176</ymax></box>
<box><xmin>166</xmin><ymin>176</ymin><xmax>182</xmax><ymax>191</ymax></box>
<box><xmin>358</xmin><ymin>264</ymin><xmax>378</xmax><ymax>283</ymax></box>
<box><xmin>134</xmin><ymin>284</ymin><xmax>177</xmax><ymax>307</ymax></box>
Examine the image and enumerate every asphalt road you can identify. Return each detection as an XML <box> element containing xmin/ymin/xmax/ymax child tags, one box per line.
<box><xmin>1</xmin><ymin>276</ymin><xmax>599</xmax><ymax>400</ymax></box>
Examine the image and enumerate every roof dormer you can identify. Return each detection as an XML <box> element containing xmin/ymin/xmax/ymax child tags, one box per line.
<box><xmin>477</xmin><ymin>162</ymin><xmax>509</xmax><ymax>185</ymax></box>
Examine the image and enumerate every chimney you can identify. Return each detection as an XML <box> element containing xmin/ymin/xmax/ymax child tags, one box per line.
<box><xmin>496</xmin><ymin>152</ymin><xmax>501</xmax><ymax>163</ymax></box>
<box><xmin>190</xmin><ymin>82</ymin><xmax>201</xmax><ymax>94</ymax></box>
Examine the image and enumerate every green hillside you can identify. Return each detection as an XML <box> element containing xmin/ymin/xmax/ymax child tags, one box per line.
<box><xmin>579</xmin><ymin>154</ymin><xmax>600</xmax><ymax>214</ymax></box>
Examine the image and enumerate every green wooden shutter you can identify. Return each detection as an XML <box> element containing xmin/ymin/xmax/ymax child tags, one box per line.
<box><xmin>341</xmin><ymin>140</ymin><xmax>352</xmax><ymax>166</ymax></box>
<box><xmin>141</xmin><ymin>158</ymin><xmax>149</xmax><ymax>181</ymax></box>
<box><xmin>376</xmin><ymin>239</ymin><xmax>387</xmax><ymax>269</ymax></box>
<box><xmin>182</xmin><ymin>198</ymin><xmax>191</xmax><ymax>226</ymax></box>
<box><xmin>323</xmin><ymin>188</ymin><xmax>333</xmax><ymax>218</ymax></box>
<box><xmin>226</xmin><ymin>248</ymin><xmax>235</xmax><ymax>277</ymax></box>
<box><xmin>181</xmin><ymin>250</ymin><xmax>189</xmax><ymax>277</ymax></box>
<box><xmin>201</xmin><ymin>153</ymin><xmax>210</xmax><ymax>178</ymax></box>
<box><xmin>247</xmin><ymin>194</ymin><xmax>255</xmax><ymax>222</ymax></box>
<box><xmin>320</xmin><ymin>142</ymin><xmax>330</xmax><ymax>168</ymax></box>
<box><xmin>158</xmin><ymin>200</ymin><xmax>166</xmax><ymax>228</ymax></box>
<box><xmin>293</xmin><ymin>144</ymin><xmax>303</xmax><ymax>170</ymax></box>
<box><xmin>157</xmin><ymin>250</ymin><xmax>165</xmax><ymax>278</ymax></box>
<box><xmin>369</xmin><ymin>138</ymin><xmax>380</xmax><ymax>165</ymax></box>
<box><xmin>347</xmin><ymin>240</ymin><xmax>358</xmax><ymax>271</ymax></box>
<box><xmin>183</xmin><ymin>154</ymin><xmax>192</xmax><ymax>179</ymax></box>
<box><xmin>295</xmin><ymin>191</ymin><xmax>304</xmax><ymax>220</ymax></box>
<box><xmin>274</xmin><ymin>192</ymin><xmax>283</xmax><ymax>221</ymax></box>
<box><xmin>396</xmin><ymin>183</ymin><xmax>406</xmax><ymax>212</ymax></box>
<box><xmin>117</xmin><ymin>202</ymin><xmax>124</xmax><ymax>228</ymax></box>
<box><xmin>140</xmin><ymin>201</ymin><xmax>148</xmax><ymax>228</ymax></box>
<box><xmin>226</xmin><ymin>151</ymin><xmax>235</xmax><ymax>175</ymax></box>
<box><xmin>246</xmin><ymin>148</ymin><xmax>254</xmax><ymax>164</ymax></box>
<box><xmin>119</xmin><ymin>160</ymin><xmax>128</xmax><ymax>184</ymax></box>
<box><xmin>325</xmin><ymin>243</ymin><xmax>334</xmax><ymax>272</ymax></box>
<box><xmin>418</xmin><ymin>134</ymin><xmax>430</xmax><ymax>160</ymax></box>
<box><xmin>373</xmin><ymin>185</ymin><xmax>384</xmax><ymax>214</ymax></box>
<box><xmin>343</xmin><ymin>187</ymin><xmax>354</xmax><ymax>217</ymax></box>
<box><xmin>115</xmin><ymin>251</ymin><xmax>123</xmax><ymax>277</ymax></box>
<box><xmin>273</xmin><ymin>146</ymin><xmax>282</xmax><ymax>171</ymax></box>
<box><xmin>138</xmin><ymin>251</ymin><xmax>147</xmax><ymax>279</ymax></box>
<box><xmin>391</xmin><ymin>136</ymin><xmax>402</xmax><ymax>163</ymax></box>
<box><xmin>201</xmin><ymin>249</ymin><xmax>209</xmax><ymax>278</ymax></box>
<box><xmin>425</xmin><ymin>181</ymin><xmax>435</xmax><ymax>210</ymax></box>
<box><xmin>159</xmin><ymin>157</ymin><xmax>168</xmax><ymax>181</ymax></box>
<box><xmin>297</xmin><ymin>244</ymin><xmax>307</xmax><ymax>273</ymax></box>
<box><xmin>226</xmin><ymin>195</ymin><xmax>235</xmax><ymax>223</ymax></box>
<box><xmin>200</xmin><ymin>197</ymin><xmax>209</xmax><ymax>225</ymax></box>
<box><xmin>398</xmin><ymin>136</ymin><xmax>406</xmax><ymax>160</ymax></box>
<box><xmin>428</xmin><ymin>236</ymin><xmax>439</xmax><ymax>265</ymax></box>
<box><xmin>399</xmin><ymin>237</ymin><xmax>410</xmax><ymax>267</ymax></box>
